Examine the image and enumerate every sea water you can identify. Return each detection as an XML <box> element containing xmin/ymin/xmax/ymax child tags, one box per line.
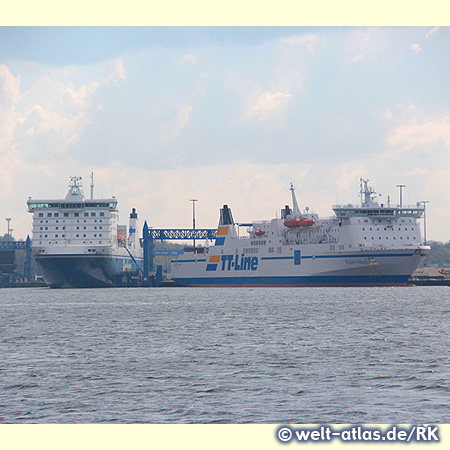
<box><xmin>1</xmin><ymin>286</ymin><xmax>449</xmax><ymax>423</ymax></box>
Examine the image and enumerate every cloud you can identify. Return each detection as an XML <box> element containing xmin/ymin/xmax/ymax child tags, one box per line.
<box><xmin>425</xmin><ymin>27</ymin><xmax>439</xmax><ymax>39</ymax></box>
<box><xmin>407</xmin><ymin>168</ymin><xmax>430</xmax><ymax>177</ymax></box>
<box><xmin>337</xmin><ymin>164</ymin><xmax>368</xmax><ymax>192</ymax></box>
<box><xmin>62</xmin><ymin>81</ymin><xmax>99</xmax><ymax>109</ymax></box>
<box><xmin>160</xmin><ymin>103</ymin><xmax>193</xmax><ymax>142</ymax></box>
<box><xmin>349</xmin><ymin>30</ymin><xmax>371</xmax><ymax>63</ymax></box>
<box><xmin>0</xmin><ymin>65</ymin><xmax>21</xmax><ymax>108</ymax></box>
<box><xmin>387</xmin><ymin>117</ymin><xmax>450</xmax><ymax>151</ymax></box>
<box><xmin>381</xmin><ymin>109</ymin><xmax>393</xmax><ymax>120</ymax></box>
<box><xmin>179</xmin><ymin>53</ymin><xmax>197</xmax><ymax>64</ymax></box>
<box><xmin>409</xmin><ymin>43</ymin><xmax>422</xmax><ymax>54</ymax></box>
<box><xmin>245</xmin><ymin>91</ymin><xmax>291</xmax><ymax>119</ymax></box>
<box><xmin>101</xmin><ymin>58</ymin><xmax>126</xmax><ymax>84</ymax></box>
<box><xmin>278</xmin><ymin>34</ymin><xmax>321</xmax><ymax>53</ymax></box>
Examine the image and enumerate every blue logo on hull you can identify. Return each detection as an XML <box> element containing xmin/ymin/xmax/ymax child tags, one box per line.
<box><xmin>220</xmin><ymin>254</ymin><xmax>258</xmax><ymax>271</ymax></box>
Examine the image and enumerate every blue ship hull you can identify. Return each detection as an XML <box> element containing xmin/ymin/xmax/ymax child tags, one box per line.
<box><xmin>172</xmin><ymin>274</ymin><xmax>411</xmax><ymax>287</ymax></box>
<box><xmin>36</xmin><ymin>254</ymin><xmax>143</xmax><ymax>288</ymax></box>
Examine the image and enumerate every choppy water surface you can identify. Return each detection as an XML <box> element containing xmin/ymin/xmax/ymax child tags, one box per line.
<box><xmin>1</xmin><ymin>286</ymin><xmax>450</xmax><ymax>423</ymax></box>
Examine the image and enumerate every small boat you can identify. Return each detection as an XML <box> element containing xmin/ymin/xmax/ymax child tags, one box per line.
<box><xmin>284</xmin><ymin>217</ymin><xmax>315</xmax><ymax>228</ymax></box>
<box><xmin>254</xmin><ymin>227</ymin><xmax>265</xmax><ymax>236</ymax></box>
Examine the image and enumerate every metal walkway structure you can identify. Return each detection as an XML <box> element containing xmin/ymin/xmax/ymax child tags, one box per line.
<box><xmin>147</xmin><ymin>228</ymin><xmax>217</xmax><ymax>241</ymax></box>
<box><xmin>141</xmin><ymin>222</ymin><xmax>217</xmax><ymax>286</ymax></box>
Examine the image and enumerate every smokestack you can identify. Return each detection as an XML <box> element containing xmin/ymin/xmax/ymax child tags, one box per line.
<box><xmin>90</xmin><ymin>172</ymin><xmax>94</xmax><ymax>200</ymax></box>
<box><xmin>128</xmin><ymin>208</ymin><xmax>138</xmax><ymax>248</ymax></box>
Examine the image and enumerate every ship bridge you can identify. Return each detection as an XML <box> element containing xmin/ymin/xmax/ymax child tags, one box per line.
<box><xmin>333</xmin><ymin>178</ymin><xmax>424</xmax><ymax>219</ymax></box>
<box><xmin>332</xmin><ymin>205</ymin><xmax>424</xmax><ymax>219</ymax></box>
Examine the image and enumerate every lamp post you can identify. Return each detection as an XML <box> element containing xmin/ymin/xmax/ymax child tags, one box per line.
<box><xmin>190</xmin><ymin>199</ymin><xmax>198</xmax><ymax>248</ymax></box>
<box><xmin>5</xmin><ymin>218</ymin><xmax>11</xmax><ymax>239</ymax></box>
<box><xmin>396</xmin><ymin>184</ymin><xmax>406</xmax><ymax>207</ymax></box>
<box><xmin>420</xmin><ymin>200</ymin><xmax>429</xmax><ymax>245</ymax></box>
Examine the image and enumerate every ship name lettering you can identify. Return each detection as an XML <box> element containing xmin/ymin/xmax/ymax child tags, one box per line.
<box><xmin>221</xmin><ymin>254</ymin><xmax>258</xmax><ymax>271</ymax></box>
<box><xmin>345</xmin><ymin>259</ymin><xmax>368</xmax><ymax>265</ymax></box>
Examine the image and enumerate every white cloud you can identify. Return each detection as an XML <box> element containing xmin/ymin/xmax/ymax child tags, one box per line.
<box><xmin>409</xmin><ymin>43</ymin><xmax>422</xmax><ymax>54</ymax></box>
<box><xmin>278</xmin><ymin>34</ymin><xmax>321</xmax><ymax>53</ymax></box>
<box><xmin>160</xmin><ymin>103</ymin><xmax>193</xmax><ymax>142</ymax></box>
<box><xmin>426</xmin><ymin>27</ymin><xmax>439</xmax><ymax>39</ymax></box>
<box><xmin>24</xmin><ymin>104</ymin><xmax>84</xmax><ymax>135</ymax></box>
<box><xmin>179</xmin><ymin>53</ymin><xmax>197</xmax><ymax>64</ymax></box>
<box><xmin>387</xmin><ymin>117</ymin><xmax>450</xmax><ymax>151</ymax></box>
<box><xmin>381</xmin><ymin>109</ymin><xmax>393</xmax><ymax>120</ymax></box>
<box><xmin>347</xmin><ymin>28</ymin><xmax>387</xmax><ymax>64</ymax></box>
<box><xmin>349</xmin><ymin>30</ymin><xmax>371</xmax><ymax>63</ymax></box>
<box><xmin>0</xmin><ymin>65</ymin><xmax>21</xmax><ymax>108</ymax></box>
<box><xmin>101</xmin><ymin>58</ymin><xmax>126</xmax><ymax>84</ymax></box>
<box><xmin>62</xmin><ymin>81</ymin><xmax>99</xmax><ymax>108</ymax></box>
<box><xmin>0</xmin><ymin>66</ymin><xmax>21</xmax><ymax>154</ymax></box>
<box><xmin>407</xmin><ymin>168</ymin><xmax>430</xmax><ymax>177</ymax></box>
<box><xmin>245</xmin><ymin>91</ymin><xmax>291</xmax><ymax>119</ymax></box>
<box><xmin>337</xmin><ymin>164</ymin><xmax>368</xmax><ymax>192</ymax></box>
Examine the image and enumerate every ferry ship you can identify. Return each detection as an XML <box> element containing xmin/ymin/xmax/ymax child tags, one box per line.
<box><xmin>27</xmin><ymin>176</ymin><xmax>143</xmax><ymax>288</ymax></box>
<box><xmin>170</xmin><ymin>180</ymin><xmax>430</xmax><ymax>286</ymax></box>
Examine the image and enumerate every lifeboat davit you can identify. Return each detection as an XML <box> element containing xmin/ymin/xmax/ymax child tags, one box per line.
<box><xmin>284</xmin><ymin>217</ymin><xmax>315</xmax><ymax>228</ymax></box>
<box><xmin>254</xmin><ymin>227</ymin><xmax>265</xmax><ymax>236</ymax></box>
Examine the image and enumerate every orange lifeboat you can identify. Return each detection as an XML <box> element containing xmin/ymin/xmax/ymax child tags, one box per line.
<box><xmin>254</xmin><ymin>227</ymin><xmax>265</xmax><ymax>236</ymax></box>
<box><xmin>284</xmin><ymin>217</ymin><xmax>315</xmax><ymax>228</ymax></box>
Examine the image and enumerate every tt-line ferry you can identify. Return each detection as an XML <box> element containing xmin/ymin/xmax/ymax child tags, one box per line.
<box><xmin>27</xmin><ymin>176</ymin><xmax>143</xmax><ymax>288</ymax></box>
<box><xmin>170</xmin><ymin>179</ymin><xmax>430</xmax><ymax>287</ymax></box>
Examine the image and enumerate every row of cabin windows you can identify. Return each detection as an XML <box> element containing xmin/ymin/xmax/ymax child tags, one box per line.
<box><xmin>250</xmin><ymin>240</ymin><xmax>267</xmax><ymax>246</ymax></box>
<box><xmin>358</xmin><ymin>219</ymin><xmax>413</xmax><ymax>223</ymax></box>
<box><xmin>362</xmin><ymin>227</ymin><xmax>414</xmax><ymax>232</ymax></box>
<box><xmin>38</xmin><ymin>212</ymin><xmax>106</xmax><ymax>218</ymax></box>
<box><xmin>40</xmin><ymin>234</ymin><xmax>103</xmax><ymax>238</ymax></box>
<box><xmin>39</xmin><ymin>219</ymin><xmax>104</xmax><ymax>224</ymax></box>
<box><xmin>39</xmin><ymin>226</ymin><xmax>103</xmax><ymax>230</ymax></box>
<box><xmin>39</xmin><ymin>241</ymin><xmax>103</xmax><ymax>245</ymax></box>
<box><xmin>364</xmin><ymin>236</ymin><xmax>413</xmax><ymax>240</ymax></box>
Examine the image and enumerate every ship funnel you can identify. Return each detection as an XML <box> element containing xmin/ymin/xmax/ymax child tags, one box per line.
<box><xmin>90</xmin><ymin>172</ymin><xmax>94</xmax><ymax>200</ymax></box>
<box><xmin>219</xmin><ymin>205</ymin><xmax>234</xmax><ymax>225</ymax></box>
<box><xmin>128</xmin><ymin>208</ymin><xmax>138</xmax><ymax>248</ymax></box>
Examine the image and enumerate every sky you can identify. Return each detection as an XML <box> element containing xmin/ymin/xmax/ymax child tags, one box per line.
<box><xmin>1</xmin><ymin>26</ymin><xmax>449</xmax><ymax>242</ymax></box>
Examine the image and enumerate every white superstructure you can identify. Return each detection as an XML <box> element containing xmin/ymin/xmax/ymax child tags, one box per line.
<box><xmin>170</xmin><ymin>180</ymin><xmax>430</xmax><ymax>286</ymax></box>
<box><xmin>27</xmin><ymin>176</ymin><xmax>143</xmax><ymax>287</ymax></box>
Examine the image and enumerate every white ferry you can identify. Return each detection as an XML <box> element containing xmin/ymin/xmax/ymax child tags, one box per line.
<box><xmin>170</xmin><ymin>180</ymin><xmax>430</xmax><ymax>286</ymax></box>
<box><xmin>27</xmin><ymin>176</ymin><xmax>143</xmax><ymax>288</ymax></box>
